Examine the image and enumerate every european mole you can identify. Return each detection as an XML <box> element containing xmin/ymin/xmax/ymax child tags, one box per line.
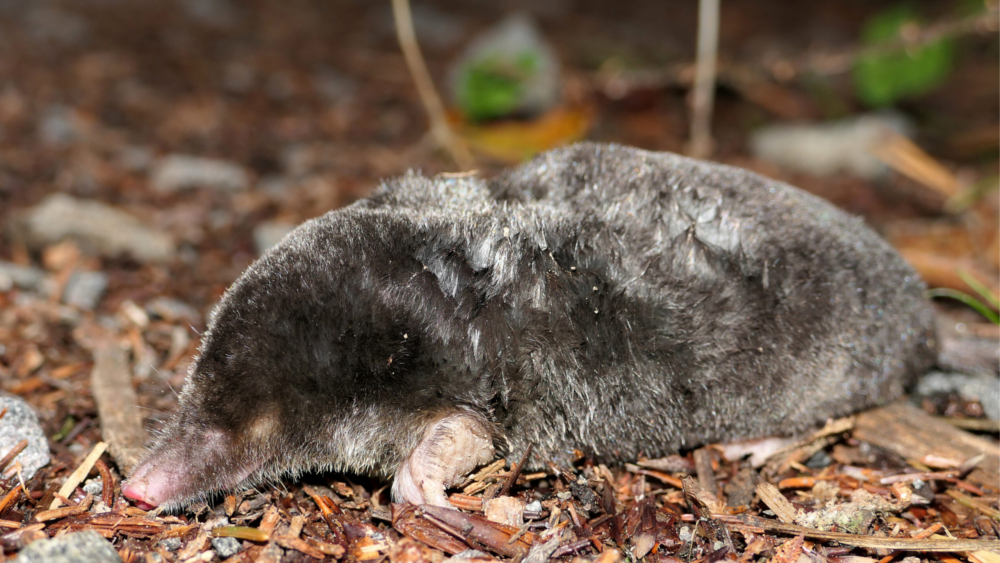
<box><xmin>123</xmin><ymin>142</ymin><xmax>937</xmax><ymax>510</ymax></box>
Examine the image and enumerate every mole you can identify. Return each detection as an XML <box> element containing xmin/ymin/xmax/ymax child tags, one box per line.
<box><xmin>123</xmin><ymin>142</ymin><xmax>937</xmax><ymax>510</ymax></box>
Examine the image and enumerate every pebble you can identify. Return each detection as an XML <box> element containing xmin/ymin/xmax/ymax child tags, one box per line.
<box><xmin>63</xmin><ymin>271</ymin><xmax>108</xmax><ymax>310</ymax></box>
<box><xmin>158</xmin><ymin>537</ymin><xmax>182</xmax><ymax>552</ymax></box>
<box><xmin>180</xmin><ymin>0</ymin><xmax>239</xmax><ymax>28</ymax></box>
<box><xmin>253</xmin><ymin>221</ymin><xmax>296</xmax><ymax>254</ymax></box>
<box><xmin>18</xmin><ymin>194</ymin><xmax>176</xmax><ymax>263</ymax></box>
<box><xmin>25</xmin><ymin>6</ymin><xmax>89</xmax><ymax>47</ymax></box>
<box><xmin>312</xmin><ymin>67</ymin><xmax>358</xmax><ymax>103</ymax></box>
<box><xmin>37</xmin><ymin>105</ymin><xmax>80</xmax><ymax>147</ymax></box>
<box><xmin>151</xmin><ymin>155</ymin><xmax>250</xmax><ymax>193</ymax></box>
<box><xmin>916</xmin><ymin>371</ymin><xmax>1000</xmax><ymax>420</ymax></box>
<box><xmin>0</xmin><ymin>261</ymin><xmax>45</xmax><ymax>292</ymax></box>
<box><xmin>15</xmin><ymin>530</ymin><xmax>120</xmax><ymax>563</ymax></box>
<box><xmin>211</xmin><ymin>536</ymin><xmax>242</xmax><ymax>558</ymax></box>
<box><xmin>0</xmin><ymin>393</ymin><xmax>51</xmax><ymax>479</ymax></box>
<box><xmin>116</xmin><ymin>145</ymin><xmax>154</xmax><ymax>172</ymax></box>
<box><xmin>749</xmin><ymin>113</ymin><xmax>913</xmax><ymax>179</ymax></box>
<box><xmin>83</xmin><ymin>478</ymin><xmax>103</xmax><ymax>497</ymax></box>
<box><xmin>145</xmin><ymin>297</ymin><xmax>202</xmax><ymax>326</ymax></box>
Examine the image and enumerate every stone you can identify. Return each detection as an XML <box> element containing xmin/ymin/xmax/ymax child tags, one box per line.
<box><xmin>63</xmin><ymin>271</ymin><xmax>108</xmax><ymax>310</ymax></box>
<box><xmin>211</xmin><ymin>536</ymin><xmax>242</xmax><ymax>558</ymax></box>
<box><xmin>749</xmin><ymin>113</ymin><xmax>913</xmax><ymax>179</ymax></box>
<box><xmin>0</xmin><ymin>393</ymin><xmax>50</xmax><ymax>479</ymax></box>
<box><xmin>83</xmin><ymin>478</ymin><xmax>103</xmax><ymax>496</ymax></box>
<box><xmin>145</xmin><ymin>297</ymin><xmax>202</xmax><ymax>326</ymax></box>
<box><xmin>15</xmin><ymin>530</ymin><xmax>120</xmax><ymax>563</ymax></box>
<box><xmin>158</xmin><ymin>537</ymin><xmax>182</xmax><ymax>552</ymax></box>
<box><xmin>917</xmin><ymin>371</ymin><xmax>1000</xmax><ymax>420</ymax></box>
<box><xmin>0</xmin><ymin>261</ymin><xmax>44</xmax><ymax>292</ymax></box>
<box><xmin>18</xmin><ymin>194</ymin><xmax>176</xmax><ymax>263</ymax></box>
<box><xmin>37</xmin><ymin>105</ymin><xmax>80</xmax><ymax>147</ymax></box>
<box><xmin>151</xmin><ymin>155</ymin><xmax>250</xmax><ymax>193</ymax></box>
<box><xmin>312</xmin><ymin>67</ymin><xmax>358</xmax><ymax>103</ymax></box>
<box><xmin>253</xmin><ymin>221</ymin><xmax>296</xmax><ymax>254</ymax></box>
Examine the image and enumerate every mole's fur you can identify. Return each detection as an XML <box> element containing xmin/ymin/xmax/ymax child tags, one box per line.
<box><xmin>123</xmin><ymin>143</ymin><xmax>937</xmax><ymax>509</ymax></box>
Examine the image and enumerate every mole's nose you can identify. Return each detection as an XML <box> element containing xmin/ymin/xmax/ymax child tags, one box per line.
<box><xmin>122</xmin><ymin>479</ymin><xmax>158</xmax><ymax>511</ymax></box>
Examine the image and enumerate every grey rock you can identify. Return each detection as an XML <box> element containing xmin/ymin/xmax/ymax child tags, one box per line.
<box><xmin>181</xmin><ymin>0</ymin><xmax>239</xmax><ymax>28</ymax></box>
<box><xmin>63</xmin><ymin>271</ymin><xmax>107</xmax><ymax>310</ymax></box>
<box><xmin>146</xmin><ymin>297</ymin><xmax>202</xmax><ymax>325</ymax></box>
<box><xmin>253</xmin><ymin>221</ymin><xmax>296</xmax><ymax>254</ymax></box>
<box><xmin>25</xmin><ymin>5</ymin><xmax>89</xmax><ymax>47</ymax></box>
<box><xmin>211</xmin><ymin>536</ymin><xmax>242</xmax><ymax>558</ymax></box>
<box><xmin>410</xmin><ymin>4</ymin><xmax>465</xmax><ymax>49</ymax></box>
<box><xmin>158</xmin><ymin>537</ymin><xmax>182</xmax><ymax>552</ymax></box>
<box><xmin>312</xmin><ymin>67</ymin><xmax>358</xmax><ymax>103</ymax></box>
<box><xmin>750</xmin><ymin>113</ymin><xmax>913</xmax><ymax>179</ymax></box>
<box><xmin>0</xmin><ymin>393</ymin><xmax>50</xmax><ymax>479</ymax></box>
<box><xmin>15</xmin><ymin>531</ymin><xmax>120</xmax><ymax>563</ymax></box>
<box><xmin>83</xmin><ymin>477</ymin><xmax>103</xmax><ymax>496</ymax></box>
<box><xmin>151</xmin><ymin>155</ymin><xmax>250</xmax><ymax>193</ymax></box>
<box><xmin>38</xmin><ymin>105</ymin><xmax>79</xmax><ymax>147</ymax></box>
<box><xmin>222</xmin><ymin>61</ymin><xmax>255</xmax><ymax>94</ymax></box>
<box><xmin>116</xmin><ymin>146</ymin><xmax>154</xmax><ymax>172</ymax></box>
<box><xmin>18</xmin><ymin>194</ymin><xmax>176</xmax><ymax>263</ymax></box>
<box><xmin>916</xmin><ymin>371</ymin><xmax>1000</xmax><ymax>420</ymax></box>
<box><xmin>0</xmin><ymin>261</ymin><xmax>44</xmax><ymax>292</ymax></box>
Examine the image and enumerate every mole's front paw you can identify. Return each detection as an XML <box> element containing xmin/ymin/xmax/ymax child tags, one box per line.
<box><xmin>392</xmin><ymin>412</ymin><xmax>495</xmax><ymax>507</ymax></box>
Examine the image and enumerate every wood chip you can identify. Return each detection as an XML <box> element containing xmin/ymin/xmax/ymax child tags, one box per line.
<box><xmin>51</xmin><ymin>442</ymin><xmax>106</xmax><ymax>510</ymax></box>
<box><xmin>853</xmin><ymin>402</ymin><xmax>1000</xmax><ymax>489</ymax></box>
<box><xmin>756</xmin><ymin>483</ymin><xmax>797</xmax><ymax>524</ymax></box>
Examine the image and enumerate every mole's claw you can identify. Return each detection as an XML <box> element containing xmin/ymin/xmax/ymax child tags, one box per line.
<box><xmin>392</xmin><ymin>412</ymin><xmax>496</xmax><ymax>507</ymax></box>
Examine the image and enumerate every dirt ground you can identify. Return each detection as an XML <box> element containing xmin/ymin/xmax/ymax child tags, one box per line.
<box><xmin>0</xmin><ymin>0</ymin><xmax>997</xmax><ymax>562</ymax></box>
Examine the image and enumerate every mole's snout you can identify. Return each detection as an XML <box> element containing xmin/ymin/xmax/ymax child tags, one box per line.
<box><xmin>124</xmin><ymin>427</ymin><xmax>261</xmax><ymax>510</ymax></box>
<box><xmin>122</xmin><ymin>458</ymin><xmax>184</xmax><ymax>510</ymax></box>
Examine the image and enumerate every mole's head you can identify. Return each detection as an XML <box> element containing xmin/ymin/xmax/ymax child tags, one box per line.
<box><xmin>123</xmin><ymin>213</ymin><xmax>441</xmax><ymax>509</ymax></box>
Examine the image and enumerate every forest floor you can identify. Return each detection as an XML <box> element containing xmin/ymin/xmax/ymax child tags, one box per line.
<box><xmin>0</xmin><ymin>0</ymin><xmax>997</xmax><ymax>562</ymax></box>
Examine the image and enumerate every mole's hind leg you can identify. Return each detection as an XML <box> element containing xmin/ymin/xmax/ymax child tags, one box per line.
<box><xmin>392</xmin><ymin>411</ymin><xmax>495</xmax><ymax>507</ymax></box>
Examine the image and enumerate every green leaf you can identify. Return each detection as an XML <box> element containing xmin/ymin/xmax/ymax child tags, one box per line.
<box><xmin>457</xmin><ymin>52</ymin><xmax>541</xmax><ymax>121</ymax></box>
<box><xmin>926</xmin><ymin>288</ymin><xmax>1000</xmax><ymax>325</ymax></box>
<box><xmin>957</xmin><ymin>269</ymin><xmax>1000</xmax><ymax>310</ymax></box>
<box><xmin>852</xmin><ymin>5</ymin><xmax>955</xmax><ymax>107</ymax></box>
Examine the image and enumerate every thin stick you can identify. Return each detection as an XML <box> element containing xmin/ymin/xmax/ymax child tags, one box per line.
<box><xmin>499</xmin><ymin>444</ymin><xmax>533</xmax><ymax>497</ymax></box>
<box><xmin>688</xmin><ymin>0</ymin><xmax>720</xmax><ymax>159</ymax></box>
<box><xmin>0</xmin><ymin>440</ymin><xmax>27</xmax><ymax>472</ymax></box>
<box><xmin>51</xmin><ymin>441</ymin><xmax>107</xmax><ymax>510</ymax></box>
<box><xmin>391</xmin><ymin>0</ymin><xmax>475</xmax><ymax>170</ymax></box>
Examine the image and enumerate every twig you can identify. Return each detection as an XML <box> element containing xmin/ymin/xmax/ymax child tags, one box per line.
<box><xmin>94</xmin><ymin>459</ymin><xmax>115</xmax><ymax>508</ymax></box>
<box><xmin>688</xmin><ymin>0</ymin><xmax>719</xmax><ymax>159</ymax></box>
<box><xmin>797</xmin><ymin>7</ymin><xmax>999</xmax><ymax>76</ymax></box>
<box><xmin>499</xmin><ymin>444</ymin><xmax>533</xmax><ymax>497</ymax></box>
<box><xmin>0</xmin><ymin>440</ymin><xmax>27</xmax><ymax>473</ymax></box>
<box><xmin>718</xmin><ymin>513</ymin><xmax>1000</xmax><ymax>551</ymax></box>
<box><xmin>51</xmin><ymin>441</ymin><xmax>106</xmax><ymax>510</ymax></box>
<box><xmin>391</xmin><ymin>0</ymin><xmax>475</xmax><ymax>170</ymax></box>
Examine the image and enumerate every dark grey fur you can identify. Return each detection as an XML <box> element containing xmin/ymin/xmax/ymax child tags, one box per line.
<box><xmin>134</xmin><ymin>143</ymin><xmax>937</xmax><ymax>507</ymax></box>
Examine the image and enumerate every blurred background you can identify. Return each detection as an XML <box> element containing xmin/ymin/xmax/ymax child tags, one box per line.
<box><xmin>0</xmin><ymin>0</ymin><xmax>997</xmax><ymax>429</ymax></box>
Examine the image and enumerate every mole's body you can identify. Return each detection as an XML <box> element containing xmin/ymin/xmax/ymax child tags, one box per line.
<box><xmin>124</xmin><ymin>143</ymin><xmax>937</xmax><ymax>509</ymax></box>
